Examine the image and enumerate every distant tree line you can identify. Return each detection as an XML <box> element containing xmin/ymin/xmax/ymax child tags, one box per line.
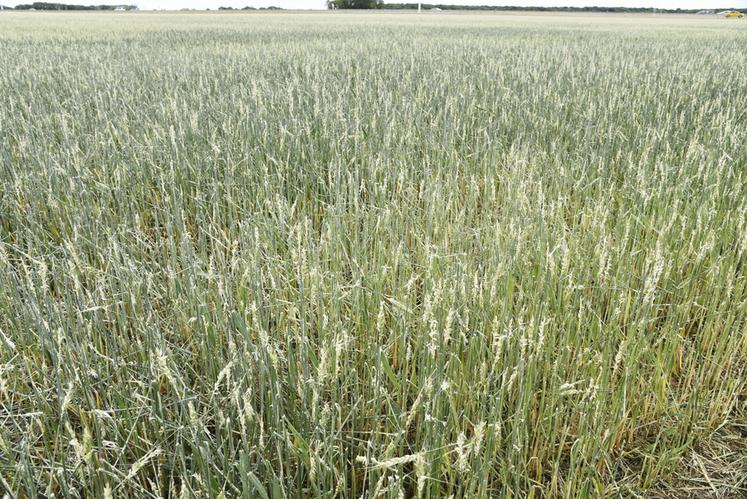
<box><xmin>327</xmin><ymin>0</ymin><xmax>383</xmax><ymax>9</ymax></box>
<box><xmin>13</xmin><ymin>2</ymin><xmax>136</xmax><ymax>9</ymax></box>
<box><xmin>3</xmin><ymin>2</ymin><xmax>740</xmax><ymax>12</ymax></box>
<box><xmin>381</xmin><ymin>4</ymin><xmax>742</xmax><ymax>13</ymax></box>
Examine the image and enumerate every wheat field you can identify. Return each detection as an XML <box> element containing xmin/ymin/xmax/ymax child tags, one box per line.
<box><xmin>0</xmin><ymin>11</ymin><xmax>745</xmax><ymax>498</ymax></box>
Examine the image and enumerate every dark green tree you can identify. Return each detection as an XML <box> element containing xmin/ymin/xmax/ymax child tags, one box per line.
<box><xmin>327</xmin><ymin>0</ymin><xmax>383</xmax><ymax>9</ymax></box>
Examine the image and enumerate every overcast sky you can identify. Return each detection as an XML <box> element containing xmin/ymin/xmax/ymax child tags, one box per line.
<box><xmin>5</xmin><ymin>0</ymin><xmax>745</xmax><ymax>10</ymax></box>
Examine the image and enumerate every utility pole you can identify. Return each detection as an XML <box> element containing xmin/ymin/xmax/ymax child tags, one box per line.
<box><xmin>418</xmin><ymin>2</ymin><xmax>422</xmax><ymax>13</ymax></box>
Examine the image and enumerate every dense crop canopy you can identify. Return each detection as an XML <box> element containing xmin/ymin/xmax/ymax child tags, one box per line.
<box><xmin>0</xmin><ymin>11</ymin><xmax>745</xmax><ymax>498</ymax></box>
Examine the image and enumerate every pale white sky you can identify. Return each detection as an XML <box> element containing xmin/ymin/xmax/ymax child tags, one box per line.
<box><xmin>5</xmin><ymin>0</ymin><xmax>745</xmax><ymax>10</ymax></box>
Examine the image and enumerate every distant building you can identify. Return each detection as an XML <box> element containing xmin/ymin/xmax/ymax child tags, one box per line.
<box><xmin>696</xmin><ymin>10</ymin><xmax>714</xmax><ymax>14</ymax></box>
